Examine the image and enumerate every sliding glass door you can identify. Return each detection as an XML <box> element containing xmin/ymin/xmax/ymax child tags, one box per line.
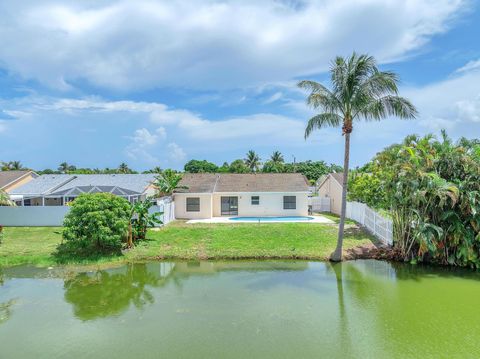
<box><xmin>221</xmin><ymin>196</ymin><xmax>238</xmax><ymax>216</ymax></box>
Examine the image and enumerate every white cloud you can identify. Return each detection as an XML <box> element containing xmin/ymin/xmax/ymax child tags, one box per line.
<box><xmin>455</xmin><ymin>58</ymin><xmax>480</xmax><ymax>73</ymax></box>
<box><xmin>0</xmin><ymin>0</ymin><xmax>466</xmax><ymax>91</ymax></box>
<box><xmin>132</xmin><ymin>128</ymin><xmax>157</xmax><ymax>145</ymax></box>
<box><xmin>263</xmin><ymin>92</ymin><xmax>283</xmax><ymax>104</ymax></box>
<box><xmin>404</xmin><ymin>62</ymin><xmax>480</xmax><ymax>133</ymax></box>
<box><xmin>167</xmin><ymin>143</ymin><xmax>186</xmax><ymax>162</ymax></box>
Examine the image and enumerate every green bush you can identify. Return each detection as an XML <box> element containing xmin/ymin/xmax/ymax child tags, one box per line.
<box><xmin>62</xmin><ymin>193</ymin><xmax>131</xmax><ymax>254</ymax></box>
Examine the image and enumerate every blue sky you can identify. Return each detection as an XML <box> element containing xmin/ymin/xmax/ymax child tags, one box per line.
<box><xmin>0</xmin><ymin>0</ymin><xmax>479</xmax><ymax>171</ymax></box>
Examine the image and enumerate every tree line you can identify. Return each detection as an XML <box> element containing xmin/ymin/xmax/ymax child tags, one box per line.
<box><xmin>1</xmin><ymin>152</ymin><xmax>342</xmax><ymax>183</ymax></box>
<box><xmin>183</xmin><ymin>150</ymin><xmax>342</xmax><ymax>183</ymax></box>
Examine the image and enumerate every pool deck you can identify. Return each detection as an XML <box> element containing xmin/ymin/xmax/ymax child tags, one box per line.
<box><xmin>187</xmin><ymin>215</ymin><xmax>334</xmax><ymax>224</ymax></box>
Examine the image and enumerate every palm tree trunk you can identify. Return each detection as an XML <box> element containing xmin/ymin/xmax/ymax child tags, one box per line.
<box><xmin>331</xmin><ymin>132</ymin><xmax>351</xmax><ymax>261</ymax></box>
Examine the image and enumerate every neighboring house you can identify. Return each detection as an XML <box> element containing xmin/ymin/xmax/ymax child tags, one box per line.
<box><xmin>317</xmin><ymin>172</ymin><xmax>343</xmax><ymax>215</ymax></box>
<box><xmin>174</xmin><ymin>173</ymin><xmax>310</xmax><ymax>219</ymax></box>
<box><xmin>0</xmin><ymin>170</ymin><xmax>38</xmax><ymax>193</ymax></box>
<box><xmin>9</xmin><ymin>174</ymin><xmax>157</xmax><ymax>206</ymax></box>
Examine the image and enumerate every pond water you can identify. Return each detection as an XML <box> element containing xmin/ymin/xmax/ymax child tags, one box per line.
<box><xmin>1</xmin><ymin>260</ymin><xmax>480</xmax><ymax>359</ymax></box>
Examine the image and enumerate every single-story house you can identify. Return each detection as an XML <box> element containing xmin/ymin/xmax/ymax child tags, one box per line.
<box><xmin>174</xmin><ymin>173</ymin><xmax>310</xmax><ymax>219</ymax></box>
<box><xmin>0</xmin><ymin>170</ymin><xmax>38</xmax><ymax>193</ymax></box>
<box><xmin>317</xmin><ymin>172</ymin><xmax>343</xmax><ymax>215</ymax></box>
<box><xmin>9</xmin><ymin>174</ymin><xmax>157</xmax><ymax>206</ymax></box>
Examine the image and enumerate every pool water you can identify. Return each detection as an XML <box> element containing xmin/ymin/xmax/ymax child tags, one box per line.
<box><xmin>1</xmin><ymin>260</ymin><xmax>480</xmax><ymax>358</ymax></box>
<box><xmin>229</xmin><ymin>216</ymin><xmax>314</xmax><ymax>222</ymax></box>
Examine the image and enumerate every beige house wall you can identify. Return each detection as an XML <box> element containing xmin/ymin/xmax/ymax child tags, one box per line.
<box><xmin>3</xmin><ymin>173</ymin><xmax>36</xmax><ymax>193</ymax></box>
<box><xmin>212</xmin><ymin>192</ymin><xmax>308</xmax><ymax>217</ymax></box>
<box><xmin>318</xmin><ymin>176</ymin><xmax>343</xmax><ymax>215</ymax></box>
<box><xmin>174</xmin><ymin>193</ymin><xmax>213</xmax><ymax>219</ymax></box>
<box><xmin>174</xmin><ymin>192</ymin><xmax>309</xmax><ymax>219</ymax></box>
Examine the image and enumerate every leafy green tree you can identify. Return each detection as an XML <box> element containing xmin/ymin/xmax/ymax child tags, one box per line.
<box><xmin>262</xmin><ymin>161</ymin><xmax>284</xmax><ymax>173</ymax></box>
<box><xmin>298</xmin><ymin>52</ymin><xmax>417</xmax><ymax>261</ymax></box>
<box><xmin>1</xmin><ymin>161</ymin><xmax>26</xmax><ymax>171</ymax></box>
<box><xmin>244</xmin><ymin>150</ymin><xmax>261</xmax><ymax>172</ymax></box>
<box><xmin>184</xmin><ymin>159</ymin><xmax>218</xmax><ymax>173</ymax></box>
<box><xmin>217</xmin><ymin>162</ymin><xmax>230</xmax><ymax>173</ymax></box>
<box><xmin>153</xmin><ymin>169</ymin><xmax>187</xmax><ymax>196</ymax></box>
<box><xmin>62</xmin><ymin>193</ymin><xmax>131</xmax><ymax>253</ymax></box>
<box><xmin>229</xmin><ymin>159</ymin><xmax>249</xmax><ymax>173</ymax></box>
<box><xmin>58</xmin><ymin>162</ymin><xmax>76</xmax><ymax>173</ymax></box>
<box><xmin>118</xmin><ymin>163</ymin><xmax>133</xmax><ymax>174</ymax></box>
<box><xmin>348</xmin><ymin>173</ymin><xmax>386</xmax><ymax>209</ymax></box>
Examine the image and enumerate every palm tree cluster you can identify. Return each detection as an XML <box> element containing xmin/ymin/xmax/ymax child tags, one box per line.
<box><xmin>298</xmin><ymin>52</ymin><xmax>417</xmax><ymax>261</ymax></box>
<box><xmin>1</xmin><ymin>161</ymin><xmax>26</xmax><ymax>171</ymax></box>
<box><xmin>351</xmin><ymin>131</ymin><xmax>480</xmax><ymax>267</ymax></box>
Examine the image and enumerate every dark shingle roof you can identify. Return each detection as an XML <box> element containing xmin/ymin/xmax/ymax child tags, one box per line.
<box><xmin>0</xmin><ymin>171</ymin><xmax>35</xmax><ymax>189</ymax></box>
<box><xmin>177</xmin><ymin>173</ymin><xmax>309</xmax><ymax>193</ymax></box>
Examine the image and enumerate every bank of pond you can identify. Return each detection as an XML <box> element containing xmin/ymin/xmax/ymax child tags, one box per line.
<box><xmin>1</xmin><ymin>259</ymin><xmax>480</xmax><ymax>359</ymax></box>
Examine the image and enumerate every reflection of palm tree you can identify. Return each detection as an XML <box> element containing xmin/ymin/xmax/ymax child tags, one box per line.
<box><xmin>330</xmin><ymin>262</ymin><xmax>353</xmax><ymax>357</ymax></box>
<box><xmin>64</xmin><ymin>263</ymin><xmax>166</xmax><ymax>321</ymax></box>
<box><xmin>0</xmin><ymin>299</ymin><xmax>17</xmax><ymax>325</ymax></box>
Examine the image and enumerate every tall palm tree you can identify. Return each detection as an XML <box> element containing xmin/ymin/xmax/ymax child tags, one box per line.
<box><xmin>1</xmin><ymin>161</ymin><xmax>24</xmax><ymax>171</ymax></box>
<box><xmin>244</xmin><ymin>150</ymin><xmax>261</xmax><ymax>172</ymax></box>
<box><xmin>8</xmin><ymin>161</ymin><xmax>23</xmax><ymax>170</ymax></box>
<box><xmin>298</xmin><ymin>52</ymin><xmax>417</xmax><ymax>261</ymax></box>
<box><xmin>118</xmin><ymin>162</ymin><xmax>131</xmax><ymax>174</ymax></box>
<box><xmin>58</xmin><ymin>162</ymin><xmax>75</xmax><ymax>173</ymax></box>
<box><xmin>270</xmin><ymin>151</ymin><xmax>284</xmax><ymax>165</ymax></box>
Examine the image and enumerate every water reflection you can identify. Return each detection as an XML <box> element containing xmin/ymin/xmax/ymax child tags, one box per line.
<box><xmin>64</xmin><ymin>263</ymin><xmax>173</xmax><ymax>321</ymax></box>
<box><xmin>0</xmin><ymin>268</ymin><xmax>16</xmax><ymax>325</ymax></box>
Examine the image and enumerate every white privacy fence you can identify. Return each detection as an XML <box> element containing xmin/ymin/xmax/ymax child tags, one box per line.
<box><xmin>156</xmin><ymin>197</ymin><xmax>175</xmax><ymax>225</ymax></box>
<box><xmin>0</xmin><ymin>201</ymin><xmax>174</xmax><ymax>227</ymax></box>
<box><xmin>0</xmin><ymin>206</ymin><xmax>70</xmax><ymax>226</ymax></box>
<box><xmin>346</xmin><ymin>201</ymin><xmax>393</xmax><ymax>246</ymax></box>
<box><xmin>308</xmin><ymin>197</ymin><xmax>331</xmax><ymax>212</ymax></box>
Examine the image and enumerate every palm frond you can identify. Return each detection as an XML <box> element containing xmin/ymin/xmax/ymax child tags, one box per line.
<box><xmin>361</xmin><ymin>95</ymin><xmax>418</xmax><ymax>120</ymax></box>
<box><xmin>304</xmin><ymin>113</ymin><xmax>342</xmax><ymax>139</ymax></box>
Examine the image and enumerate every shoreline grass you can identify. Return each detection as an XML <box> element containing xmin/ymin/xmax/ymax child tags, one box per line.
<box><xmin>0</xmin><ymin>221</ymin><xmax>375</xmax><ymax>268</ymax></box>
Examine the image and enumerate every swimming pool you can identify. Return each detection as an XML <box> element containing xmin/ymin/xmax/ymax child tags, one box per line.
<box><xmin>229</xmin><ymin>216</ymin><xmax>314</xmax><ymax>222</ymax></box>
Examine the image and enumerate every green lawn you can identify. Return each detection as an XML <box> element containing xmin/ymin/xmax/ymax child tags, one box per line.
<box><xmin>0</xmin><ymin>221</ymin><xmax>374</xmax><ymax>267</ymax></box>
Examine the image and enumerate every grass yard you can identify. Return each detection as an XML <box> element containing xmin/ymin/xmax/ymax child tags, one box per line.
<box><xmin>0</xmin><ymin>221</ymin><xmax>375</xmax><ymax>267</ymax></box>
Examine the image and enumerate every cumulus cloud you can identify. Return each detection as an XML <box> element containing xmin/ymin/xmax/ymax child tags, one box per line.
<box><xmin>404</xmin><ymin>62</ymin><xmax>480</xmax><ymax>133</ymax></box>
<box><xmin>167</xmin><ymin>143</ymin><xmax>186</xmax><ymax>162</ymax></box>
<box><xmin>0</xmin><ymin>0</ymin><xmax>466</xmax><ymax>91</ymax></box>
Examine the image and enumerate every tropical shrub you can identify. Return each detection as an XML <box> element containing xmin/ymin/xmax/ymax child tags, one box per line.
<box><xmin>130</xmin><ymin>199</ymin><xmax>163</xmax><ymax>242</ymax></box>
<box><xmin>62</xmin><ymin>193</ymin><xmax>131</xmax><ymax>253</ymax></box>
<box><xmin>0</xmin><ymin>189</ymin><xmax>15</xmax><ymax>206</ymax></box>
<box><xmin>153</xmin><ymin>169</ymin><xmax>186</xmax><ymax>196</ymax></box>
<box><xmin>364</xmin><ymin>132</ymin><xmax>480</xmax><ymax>267</ymax></box>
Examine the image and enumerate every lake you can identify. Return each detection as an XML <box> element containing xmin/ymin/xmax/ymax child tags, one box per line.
<box><xmin>1</xmin><ymin>260</ymin><xmax>479</xmax><ymax>358</ymax></box>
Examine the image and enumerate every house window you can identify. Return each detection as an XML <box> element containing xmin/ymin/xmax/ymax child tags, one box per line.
<box><xmin>283</xmin><ymin>196</ymin><xmax>296</xmax><ymax>209</ymax></box>
<box><xmin>251</xmin><ymin>196</ymin><xmax>260</xmax><ymax>205</ymax></box>
<box><xmin>186</xmin><ymin>197</ymin><xmax>200</xmax><ymax>212</ymax></box>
